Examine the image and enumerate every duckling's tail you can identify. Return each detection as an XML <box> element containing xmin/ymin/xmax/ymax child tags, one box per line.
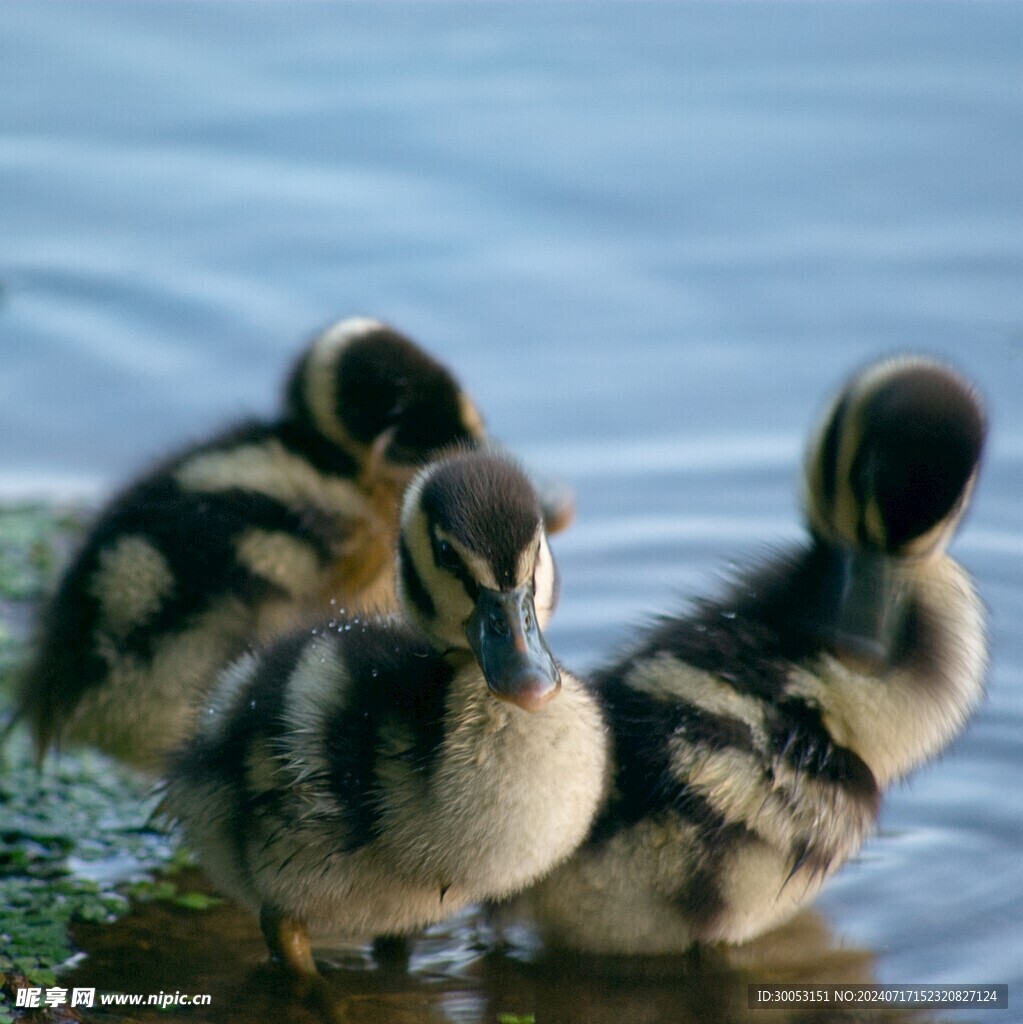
<box><xmin>802</xmin><ymin>356</ymin><xmax>986</xmax><ymax>666</ymax></box>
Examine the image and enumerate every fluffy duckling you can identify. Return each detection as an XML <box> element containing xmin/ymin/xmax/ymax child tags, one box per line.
<box><xmin>513</xmin><ymin>356</ymin><xmax>987</xmax><ymax>955</ymax></box>
<box><xmin>15</xmin><ymin>318</ymin><xmax>573</xmax><ymax>771</ymax></box>
<box><xmin>162</xmin><ymin>450</ymin><xmax>608</xmax><ymax>994</ymax></box>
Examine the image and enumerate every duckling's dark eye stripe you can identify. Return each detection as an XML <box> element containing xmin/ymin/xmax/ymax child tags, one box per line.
<box><xmin>399</xmin><ymin>537</ymin><xmax>435</xmax><ymax>620</ymax></box>
<box><xmin>429</xmin><ymin>531</ymin><xmax>480</xmax><ymax>602</ymax></box>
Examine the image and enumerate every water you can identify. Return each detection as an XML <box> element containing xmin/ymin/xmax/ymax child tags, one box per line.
<box><xmin>3</xmin><ymin>2</ymin><xmax>1022</xmax><ymax>1020</ymax></box>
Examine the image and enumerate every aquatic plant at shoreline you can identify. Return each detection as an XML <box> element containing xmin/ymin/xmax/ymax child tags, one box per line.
<box><xmin>0</xmin><ymin>506</ymin><xmax>214</xmax><ymax>1021</ymax></box>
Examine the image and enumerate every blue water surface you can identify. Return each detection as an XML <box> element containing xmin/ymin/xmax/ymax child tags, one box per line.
<box><xmin>2</xmin><ymin>2</ymin><xmax>1022</xmax><ymax>1020</ymax></box>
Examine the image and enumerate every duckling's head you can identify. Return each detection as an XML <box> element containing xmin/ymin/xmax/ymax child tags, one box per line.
<box><xmin>804</xmin><ymin>355</ymin><xmax>986</xmax><ymax>559</ymax></box>
<box><xmin>285</xmin><ymin>317</ymin><xmax>486</xmax><ymax>468</ymax></box>
<box><xmin>398</xmin><ymin>451</ymin><xmax>561</xmax><ymax>712</ymax></box>
<box><xmin>284</xmin><ymin>317</ymin><xmax>577</xmax><ymax>533</ymax></box>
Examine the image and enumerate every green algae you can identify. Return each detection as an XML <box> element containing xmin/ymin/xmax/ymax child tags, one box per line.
<box><xmin>0</xmin><ymin>505</ymin><xmax>84</xmax><ymax>695</ymax></box>
<box><xmin>0</xmin><ymin>728</ymin><xmax>178</xmax><ymax>990</ymax></box>
<box><xmin>0</xmin><ymin>505</ymin><xmax>215</xmax><ymax>1022</ymax></box>
<box><xmin>124</xmin><ymin>875</ymin><xmax>223</xmax><ymax>912</ymax></box>
<box><xmin>0</xmin><ymin>506</ymin><xmax>84</xmax><ymax>604</ymax></box>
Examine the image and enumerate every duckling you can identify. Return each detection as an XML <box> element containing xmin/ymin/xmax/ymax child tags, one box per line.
<box><xmin>511</xmin><ymin>356</ymin><xmax>987</xmax><ymax>955</ymax></box>
<box><xmin>14</xmin><ymin>317</ymin><xmax>574</xmax><ymax>771</ymax></box>
<box><xmin>161</xmin><ymin>450</ymin><xmax>608</xmax><ymax>996</ymax></box>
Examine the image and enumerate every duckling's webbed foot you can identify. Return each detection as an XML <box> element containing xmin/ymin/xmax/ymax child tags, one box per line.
<box><xmin>260</xmin><ymin>906</ymin><xmax>318</xmax><ymax>992</ymax></box>
<box><xmin>260</xmin><ymin>907</ymin><xmax>349</xmax><ymax>1021</ymax></box>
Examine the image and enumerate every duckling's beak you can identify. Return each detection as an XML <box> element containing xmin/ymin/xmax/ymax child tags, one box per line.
<box><xmin>831</xmin><ymin>548</ymin><xmax>912</xmax><ymax>670</ymax></box>
<box><xmin>466</xmin><ymin>585</ymin><xmax>561</xmax><ymax>712</ymax></box>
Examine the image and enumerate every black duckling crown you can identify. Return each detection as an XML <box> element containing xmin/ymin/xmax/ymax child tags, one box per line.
<box><xmin>416</xmin><ymin>452</ymin><xmax>543</xmax><ymax>588</ymax></box>
<box><xmin>806</xmin><ymin>356</ymin><xmax>986</xmax><ymax>555</ymax></box>
<box><xmin>284</xmin><ymin>318</ymin><xmax>485</xmax><ymax>465</ymax></box>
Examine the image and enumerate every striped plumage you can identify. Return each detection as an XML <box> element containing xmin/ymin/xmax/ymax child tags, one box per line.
<box><xmin>163</xmin><ymin>451</ymin><xmax>607</xmax><ymax>992</ymax></box>
<box><xmin>16</xmin><ymin>318</ymin><xmax>571</xmax><ymax>771</ymax></box>
<box><xmin>513</xmin><ymin>356</ymin><xmax>987</xmax><ymax>955</ymax></box>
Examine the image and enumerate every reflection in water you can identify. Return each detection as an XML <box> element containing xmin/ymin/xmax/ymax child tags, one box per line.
<box><xmin>65</xmin><ymin>876</ymin><xmax>937</xmax><ymax>1024</ymax></box>
<box><xmin>474</xmin><ymin>912</ymin><xmax>939</xmax><ymax>1024</ymax></box>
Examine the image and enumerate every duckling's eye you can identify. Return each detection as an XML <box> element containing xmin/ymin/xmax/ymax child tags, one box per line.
<box><xmin>436</xmin><ymin>540</ymin><xmax>460</xmax><ymax>571</ymax></box>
